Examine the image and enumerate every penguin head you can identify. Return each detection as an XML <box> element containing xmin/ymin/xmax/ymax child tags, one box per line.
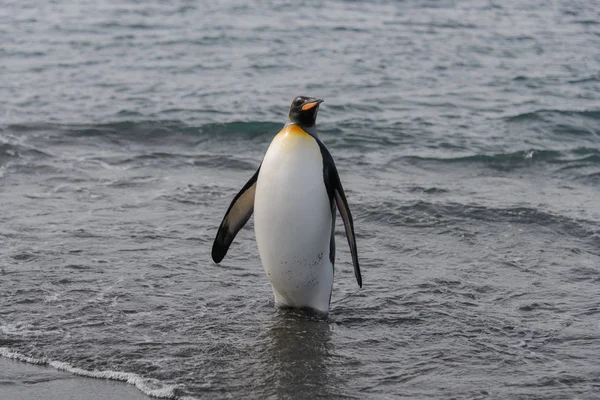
<box><xmin>288</xmin><ymin>96</ymin><xmax>324</xmax><ymax>127</ymax></box>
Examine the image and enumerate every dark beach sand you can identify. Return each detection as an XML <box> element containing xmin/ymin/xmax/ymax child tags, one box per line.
<box><xmin>0</xmin><ymin>357</ymin><xmax>150</xmax><ymax>400</ymax></box>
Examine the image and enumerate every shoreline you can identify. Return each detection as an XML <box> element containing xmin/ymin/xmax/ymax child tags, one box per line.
<box><xmin>0</xmin><ymin>357</ymin><xmax>151</xmax><ymax>400</ymax></box>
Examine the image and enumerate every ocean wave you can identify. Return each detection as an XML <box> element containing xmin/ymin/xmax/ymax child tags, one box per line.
<box><xmin>506</xmin><ymin>109</ymin><xmax>600</xmax><ymax>122</ymax></box>
<box><xmin>504</xmin><ymin>109</ymin><xmax>600</xmax><ymax>138</ymax></box>
<box><xmin>5</xmin><ymin>120</ymin><xmax>282</xmax><ymax>144</ymax></box>
<box><xmin>0</xmin><ymin>347</ymin><xmax>197</xmax><ymax>400</ymax></box>
<box><xmin>398</xmin><ymin>148</ymin><xmax>600</xmax><ymax>172</ymax></box>
<box><xmin>0</xmin><ymin>143</ymin><xmax>19</xmax><ymax>165</ymax></box>
<box><xmin>0</xmin><ymin>142</ymin><xmax>54</xmax><ymax>169</ymax></box>
<box><xmin>358</xmin><ymin>201</ymin><xmax>598</xmax><ymax>240</ymax></box>
<box><xmin>112</xmin><ymin>152</ymin><xmax>258</xmax><ymax>171</ymax></box>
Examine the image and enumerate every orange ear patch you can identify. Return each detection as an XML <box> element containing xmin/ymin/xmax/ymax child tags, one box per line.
<box><xmin>301</xmin><ymin>101</ymin><xmax>319</xmax><ymax>111</ymax></box>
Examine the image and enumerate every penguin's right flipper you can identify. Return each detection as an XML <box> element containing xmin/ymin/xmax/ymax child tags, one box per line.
<box><xmin>212</xmin><ymin>166</ymin><xmax>261</xmax><ymax>263</ymax></box>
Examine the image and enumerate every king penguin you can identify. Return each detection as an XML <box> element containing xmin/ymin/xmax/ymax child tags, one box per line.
<box><xmin>212</xmin><ymin>96</ymin><xmax>361</xmax><ymax>315</ymax></box>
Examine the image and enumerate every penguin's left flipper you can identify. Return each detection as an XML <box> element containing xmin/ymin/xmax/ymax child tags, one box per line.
<box><xmin>316</xmin><ymin>140</ymin><xmax>362</xmax><ymax>288</ymax></box>
<box><xmin>212</xmin><ymin>166</ymin><xmax>261</xmax><ymax>263</ymax></box>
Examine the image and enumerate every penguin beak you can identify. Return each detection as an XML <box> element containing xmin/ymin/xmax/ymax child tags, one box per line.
<box><xmin>301</xmin><ymin>99</ymin><xmax>324</xmax><ymax>111</ymax></box>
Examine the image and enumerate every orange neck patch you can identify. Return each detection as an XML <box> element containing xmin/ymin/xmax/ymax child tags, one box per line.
<box><xmin>279</xmin><ymin>124</ymin><xmax>310</xmax><ymax>137</ymax></box>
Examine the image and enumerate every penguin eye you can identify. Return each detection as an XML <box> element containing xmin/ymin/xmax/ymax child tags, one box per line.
<box><xmin>294</xmin><ymin>98</ymin><xmax>303</xmax><ymax>107</ymax></box>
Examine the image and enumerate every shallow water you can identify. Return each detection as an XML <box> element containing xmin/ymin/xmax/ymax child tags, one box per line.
<box><xmin>1</xmin><ymin>0</ymin><xmax>600</xmax><ymax>399</ymax></box>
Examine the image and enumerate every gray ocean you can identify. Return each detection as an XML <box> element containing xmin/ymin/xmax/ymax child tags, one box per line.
<box><xmin>1</xmin><ymin>0</ymin><xmax>600</xmax><ymax>399</ymax></box>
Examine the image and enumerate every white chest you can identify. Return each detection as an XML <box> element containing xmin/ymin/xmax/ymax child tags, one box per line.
<box><xmin>253</xmin><ymin>126</ymin><xmax>334</xmax><ymax>311</ymax></box>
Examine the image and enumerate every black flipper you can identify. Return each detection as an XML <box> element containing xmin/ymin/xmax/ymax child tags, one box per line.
<box><xmin>315</xmin><ymin>139</ymin><xmax>362</xmax><ymax>288</ymax></box>
<box><xmin>212</xmin><ymin>166</ymin><xmax>261</xmax><ymax>263</ymax></box>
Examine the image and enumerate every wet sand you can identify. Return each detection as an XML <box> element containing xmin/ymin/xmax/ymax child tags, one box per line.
<box><xmin>0</xmin><ymin>357</ymin><xmax>150</xmax><ymax>400</ymax></box>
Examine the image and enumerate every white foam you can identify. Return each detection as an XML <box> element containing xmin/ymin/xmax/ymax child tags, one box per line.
<box><xmin>0</xmin><ymin>347</ymin><xmax>199</xmax><ymax>400</ymax></box>
<box><xmin>0</xmin><ymin>347</ymin><xmax>44</xmax><ymax>365</ymax></box>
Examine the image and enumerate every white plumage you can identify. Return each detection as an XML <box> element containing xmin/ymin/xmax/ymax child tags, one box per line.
<box><xmin>254</xmin><ymin>123</ymin><xmax>334</xmax><ymax>314</ymax></box>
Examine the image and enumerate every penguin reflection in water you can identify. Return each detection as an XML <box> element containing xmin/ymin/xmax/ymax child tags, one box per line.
<box><xmin>212</xmin><ymin>96</ymin><xmax>361</xmax><ymax>315</ymax></box>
